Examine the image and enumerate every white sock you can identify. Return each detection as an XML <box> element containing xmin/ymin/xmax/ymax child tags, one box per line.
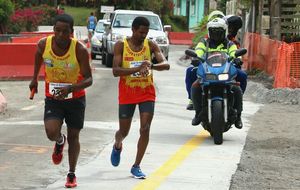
<box><xmin>57</xmin><ymin>134</ymin><xmax>64</xmax><ymax>145</ymax></box>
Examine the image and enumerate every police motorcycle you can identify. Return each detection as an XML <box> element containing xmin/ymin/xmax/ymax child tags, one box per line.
<box><xmin>186</xmin><ymin>48</ymin><xmax>247</xmax><ymax>144</ymax></box>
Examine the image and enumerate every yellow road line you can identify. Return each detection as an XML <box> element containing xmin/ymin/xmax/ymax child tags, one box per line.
<box><xmin>134</xmin><ymin>130</ymin><xmax>209</xmax><ymax>190</ymax></box>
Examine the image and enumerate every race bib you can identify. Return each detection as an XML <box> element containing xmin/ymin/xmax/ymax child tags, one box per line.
<box><xmin>49</xmin><ymin>83</ymin><xmax>72</xmax><ymax>99</ymax></box>
<box><xmin>130</xmin><ymin>61</ymin><xmax>151</xmax><ymax>77</ymax></box>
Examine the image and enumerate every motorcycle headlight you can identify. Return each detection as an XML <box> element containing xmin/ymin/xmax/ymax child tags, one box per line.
<box><xmin>218</xmin><ymin>74</ymin><xmax>229</xmax><ymax>81</ymax></box>
<box><xmin>206</xmin><ymin>74</ymin><xmax>218</xmax><ymax>80</ymax></box>
<box><xmin>154</xmin><ymin>36</ymin><xmax>168</xmax><ymax>44</ymax></box>
<box><xmin>112</xmin><ymin>33</ymin><xmax>125</xmax><ymax>42</ymax></box>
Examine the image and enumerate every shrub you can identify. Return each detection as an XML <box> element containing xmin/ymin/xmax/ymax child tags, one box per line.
<box><xmin>34</xmin><ymin>4</ymin><xmax>63</xmax><ymax>25</ymax></box>
<box><xmin>162</xmin><ymin>15</ymin><xmax>187</xmax><ymax>32</ymax></box>
<box><xmin>6</xmin><ymin>4</ymin><xmax>63</xmax><ymax>34</ymax></box>
<box><xmin>0</xmin><ymin>0</ymin><xmax>14</xmax><ymax>33</ymax></box>
<box><xmin>8</xmin><ymin>8</ymin><xmax>43</xmax><ymax>32</ymax></box>
<box><xmin>191</xmin><ymin>15</ymin><xmax>209</xmax><ymax>47</ymax></box>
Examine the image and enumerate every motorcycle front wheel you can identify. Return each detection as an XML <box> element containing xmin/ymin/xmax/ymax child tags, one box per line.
<box><xmin>211</xmin><ymin>100</ymin><xmax>225</xmax><ymax>145</ymax></box>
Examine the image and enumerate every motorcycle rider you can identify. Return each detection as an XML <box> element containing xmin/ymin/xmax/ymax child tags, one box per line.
<box><xmin>224</xmin><ymin>15</ymin><xmax>247</xmax><ymax>93</ymax></box>
<box><xmin>185</xmin><ymin>11</ymin><xmax>225</xmax><ymax>110</ymax></box>
<box><xmin>185</xmin><ymin>13</ymin><xmax>246</xmax><ymax>112</ymax></box>
<box><xmin>191</xmin><ymin>18</ymin><xmax>244</xmax><ymax>129</ymax></box>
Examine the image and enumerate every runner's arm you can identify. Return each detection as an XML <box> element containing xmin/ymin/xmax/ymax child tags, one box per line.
<box><xmin>29</xmin><ymin>38</ymin><xmax>46</xmax><ymax>92</ymax></box>
<box><xmin>149</xmin><ymin>40</ymin><xmax>170</xmax><ymax>71</ymax></box>
<box><xmin>72</xmin><ymin>42</ymin><xmax>93</xmax><ymax>92</ymax></box>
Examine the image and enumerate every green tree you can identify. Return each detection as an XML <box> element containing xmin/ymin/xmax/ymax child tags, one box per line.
<box><xmin>0</xmin><ymin>0</ymin><xmax>14</xmax><ymax>34</ymax></box>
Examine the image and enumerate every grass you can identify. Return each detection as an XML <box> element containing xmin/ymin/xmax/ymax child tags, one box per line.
<box><xmin>62</xmin><ymin>6</ymin><xmax>97</xmax><ymax>26</ymax></box>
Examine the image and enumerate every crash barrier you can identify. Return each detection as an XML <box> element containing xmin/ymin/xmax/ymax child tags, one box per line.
<box><xmin>0</xmin><ymin>43</ymin><xmax>45</xmax><ymax>80</ymax></box>
<box><xmin>0</xmin><ymin>31</ymin><xmax>88</xmax><ymax>80</ymax></box>
<box><xmin>0</xmin><ymin>32</ymin><xmax>54</xmax><ymax>44</ymax></box>
<box><xmin>0</xmin><ymin>33</ymin><xmax>51</xmax><ymax>80</ymax></box>
<box><xmin>168</xmin><ymin>32</ymin><xmax>194</xmax><ymax>45</ymax></box>
<box><xmin>242</xmin><ymin>32</ymin><xmax>300</xmax><ymax>88</ymax></box>
<box><xmin>13</xmin><ymin>32</ymin><xmax>54</xmax><ymax>43</ymax></box>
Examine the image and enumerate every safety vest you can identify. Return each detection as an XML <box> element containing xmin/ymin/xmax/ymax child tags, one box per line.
<box><xmin>195</xmin><ymin>38</ymin><xmax>237</xmax><ymax>59</ymax></box>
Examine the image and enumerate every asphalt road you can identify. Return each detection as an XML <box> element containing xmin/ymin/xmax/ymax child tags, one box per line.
<box><xmin>0</xmin><ymin>45</ymin><xmax>261</xmax><ymax>190</ymax></box>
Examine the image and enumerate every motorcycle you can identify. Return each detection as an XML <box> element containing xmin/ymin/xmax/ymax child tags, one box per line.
<box><xmin>186</xmin><ymin>48</ymin><xmax>247</xmax><ymax>145</ymax></box>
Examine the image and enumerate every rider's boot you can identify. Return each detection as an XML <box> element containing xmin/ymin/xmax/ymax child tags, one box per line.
<box><xmin>192</xmin><ymin>110</ymin><xmax>201</xmax><ymax>126</ymax></box>
<box><xmin>235</xmin><ymin>114</ymin><xmax>243</xmax><ymax>129</ymax></box>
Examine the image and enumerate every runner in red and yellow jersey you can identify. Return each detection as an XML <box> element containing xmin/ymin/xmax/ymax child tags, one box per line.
<box><xmin>29</xmin><ymin>14</ymin><xmax>92</xmax><ymax>188</ymax></box>
<box><xmin>110</xmin><ymin>16</ymin><xmax>170</xmax><ymax>179</ymax></box>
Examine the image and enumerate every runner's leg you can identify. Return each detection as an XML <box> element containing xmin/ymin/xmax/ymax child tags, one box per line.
<box><xmin>115</xmin><ymin>104</ymin><xmax>136</xmax><ymax>148</ymax></box>
<box><xmin>134</xmin><ymin>102</ymin><xmax>154</xmax><ymax>166</ymax></box>
<box><xmin>44</xmin><ymin>119</ymin><xmax>63</xmax><ymax>141</ymax></box>
<box><xmin>67</xmin><ymin>127</ymin><xmax>81</xmax><ymax>172</ymax></box>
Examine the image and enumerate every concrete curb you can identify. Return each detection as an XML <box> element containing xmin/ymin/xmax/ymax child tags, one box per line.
<box><xmin>0</xmin><ymin>90</ymin><xmax>7</xmax><ymax>113</ymax></box>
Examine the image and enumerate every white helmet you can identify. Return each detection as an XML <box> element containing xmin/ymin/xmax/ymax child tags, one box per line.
<box><xmin>207</xmin><ymin>18</ymin><xmax>228</xmax><ymax>44</ymax></box>
<box><xmin>207</xmin><ymin>18</ymin><xmax>227</xmax><ymax>31</ymax></box>
<box><xmin>208</xmin><ymin>10</ymin><xmax>225</xmax><ymax>21</ymax></box>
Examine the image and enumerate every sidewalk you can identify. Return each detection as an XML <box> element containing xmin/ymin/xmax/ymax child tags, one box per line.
<box><xmin>45</xmin><ymin>45</ymin><xmax>261</xmax><ymax>190</ymax></box>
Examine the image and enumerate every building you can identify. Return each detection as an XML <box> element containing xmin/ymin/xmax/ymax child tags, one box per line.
<box><xmin>173</xmin><ymin>0</ymin><xmax>205</xmax><ymax>31</ymax></box>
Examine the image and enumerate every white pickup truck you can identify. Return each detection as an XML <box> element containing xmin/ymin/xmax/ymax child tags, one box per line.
<box><xmin>101</xmin><ymin>9</ymin><xmax>170</xmax><ymax>67</ymax></box>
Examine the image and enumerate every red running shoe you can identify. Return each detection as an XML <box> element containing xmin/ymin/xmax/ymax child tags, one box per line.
<box><xmin>65</xmin><ymin>173</ymin><xmax>77</xmax><ymax>188</ymax></box>
<box><xmin>52</xmin><ymin>134</ymin><xmax>66</xmax><ymax>165</ymax></box>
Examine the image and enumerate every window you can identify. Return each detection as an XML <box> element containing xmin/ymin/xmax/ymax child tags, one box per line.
<box><xmin>176</xmin><ymin>0</ymin><xmax>181</xmax><ymax>15</ymax></box>
<box><xmin>112</xmin><ymin>14</ymin><xmax>162</xmax><ymax>31</ymax></box>
<box><xmin>191</xmin><ymin>0</ymin><xmax>196</xmax><ymax>15</ymax></box>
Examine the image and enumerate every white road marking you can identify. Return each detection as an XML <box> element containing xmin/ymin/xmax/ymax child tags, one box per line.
<box><xmin>21</xmin><ymin>101</ymin><xmax>44</xmax><ymax>111</ymax></box>
<box><xmin>0</xmin><ymin>120</ymin><xmax>118</xmax><ymax>130</ymax></box>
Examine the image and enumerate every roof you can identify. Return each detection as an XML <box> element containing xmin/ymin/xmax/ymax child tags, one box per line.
<box><xmin>114</xmin><ymin>9</ymin><xmax>157</xmax><ymax>16</ymax></box>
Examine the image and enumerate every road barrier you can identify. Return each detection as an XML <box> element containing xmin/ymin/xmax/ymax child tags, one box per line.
<box><xmin>0</xmin><ymin>31</ymin><xmax>88</xmax><ymax>80</ymax></box>
<box><xmin>0</xmin><ymin>43</ymin><xmax>44</xmax><ymax>80</ymax></box>
<box><xmin>168</xmin><ymin>32</ymin><xmax>194</xmax><ymax>46</ymax></box>
<box><xmin>243</xmin><ymin>32</ymin><xmax>300</xmax><ymax>88</ymax></box>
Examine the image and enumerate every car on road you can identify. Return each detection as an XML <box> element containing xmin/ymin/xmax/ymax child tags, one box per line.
<box><xmin>91</xmin><ymin>19</ymin><xmax>108</xmax><ymax>59</ymax></box>
<box><xmin>102</xmin><ymin>9</ymin><xmax>170</xmax><ymax>67</ymax></box>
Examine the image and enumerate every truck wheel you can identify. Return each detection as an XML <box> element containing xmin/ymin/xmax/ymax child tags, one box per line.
<box><xmin>102</xmin><ymin>51</ymin><xmax>106</xmax><ymax>65</ymax></box>
<box><xmin>106</xmin><ymin>53</ymin><xmax>113</xmax><ymax>67</ymax></box>
<box><xmin>91</xmin><ymin>53</ymin><xmax>96</xmax><ymax>60</ymax></box>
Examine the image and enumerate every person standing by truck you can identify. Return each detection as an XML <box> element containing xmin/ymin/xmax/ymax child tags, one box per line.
<box><xmin>87</xmin><ymin>12</ymin><xmax>97</xmax><ymax>41</ymax></box>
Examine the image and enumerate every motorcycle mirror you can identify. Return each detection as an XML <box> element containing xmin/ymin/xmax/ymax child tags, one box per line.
<box><xmin>235</xmin><ymin>48</ymin><xmax>247</xmax><ymax>57</ymax></box>
<box><xmin>185</xmin><ymin>49</ymin><xmax>198</xmax><ymax>58</ymax></box>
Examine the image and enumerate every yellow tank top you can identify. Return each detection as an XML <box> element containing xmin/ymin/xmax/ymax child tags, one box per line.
<box><xmin>43</xmin><ymin>36</ymin><xmax>85</xmax><ymax>98</ymax></box>
<box><xmin>119</xmin><ymin>38</ymin><xmax>155</xmax><ymax>104</ymax></box>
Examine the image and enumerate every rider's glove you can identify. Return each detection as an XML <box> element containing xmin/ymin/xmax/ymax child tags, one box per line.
<box><xmin>191</xmin><ymin>58</ymin><xmax>200</xmax><ymax>67</ymax></box>
<box><xmin>233</xmin><ymin>58</ymin><xmax>243</xmax><ymax>69</ymax></box>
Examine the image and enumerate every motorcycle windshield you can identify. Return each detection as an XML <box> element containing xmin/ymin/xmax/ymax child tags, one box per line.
<box><xmin>206</xmin><ymin>52</ymin><xmax>227</xmax><ymax>67</ymax></box>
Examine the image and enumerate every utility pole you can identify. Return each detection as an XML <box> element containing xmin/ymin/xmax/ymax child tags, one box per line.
<box><xmin>204</xmin><ymin>0</ymin><xmax>209</xmax><ymax>15</ymax></box>
<box><xmin>270</xmin><ymin>0</ymin><xmax>281</xmax><ymax>40</ymax></box>
<box><xmin>186</xmin><ymin>0</ymin><xmax>190</xmax><ymax>31</ymax></box>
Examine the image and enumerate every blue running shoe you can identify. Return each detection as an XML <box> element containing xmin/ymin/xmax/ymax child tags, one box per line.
<box><xmin>110</xmin><ymin>145</ymin><xmax>121</xmax><ymax>167</ymax></box>
<box><xmin>131</xmin><ymin>165</ymin><xmax>146</xmax><ymax>179</ymax></box>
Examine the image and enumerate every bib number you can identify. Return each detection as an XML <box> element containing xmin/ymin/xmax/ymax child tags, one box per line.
<box><xmin>49</xmin><ymin>83</ymin><xmax>72</xmax><ymax>99</ymax></box>
<box><xmin>130</xmin><ymin>61</ymin><xmax>151</xmax><ymax>77</ymax></box>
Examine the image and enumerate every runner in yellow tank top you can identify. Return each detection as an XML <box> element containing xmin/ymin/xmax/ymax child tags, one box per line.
<box><xmin>110</xmin><ymin>16</ymin><xmax>170</xmax><ymax>179</ymax></box>
<box><xmin>29</xmin><ymin>14</ymin><xmax>92</xmax><ymax>188</ymax></box>
<box><xmin>43</xmin><ymin>35</ymin><xmax>85</xmax><ymax>99</ymax></box>
<box><xmin>119</xmin><ymin>38</ymin><xmax>155</xmax><ymax>104</ymax></box>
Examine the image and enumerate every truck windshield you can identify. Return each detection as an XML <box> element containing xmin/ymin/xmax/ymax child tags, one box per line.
<box><xmin>95</xmin><ymin>22</ymin><xmax>105</xmax><ymax>33</ymax></box>
<box><xmin>112</xmin><ymin>14</ymin><xmax>162</xmax><ymax>31</ymax></box>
